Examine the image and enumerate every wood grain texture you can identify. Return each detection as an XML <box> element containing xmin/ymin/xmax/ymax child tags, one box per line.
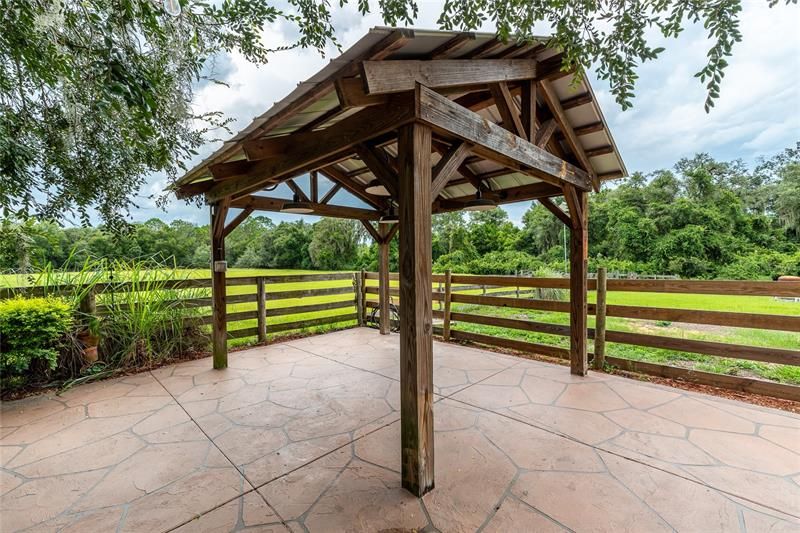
<box><xmin>210</xmin><ymin>201</ymin><xmax>229</xmax><ymax>369</ymax></box>
<box><xmin>378</xmin><ymin>224</ymin><xmax>391</xmax><ymax>335</ymax></box>
<box><xmin>397</xmin><ymin>122</ymin><xmax>435</xmax><ymax>497</ymax></box>
<box><xmin>361</xmin><ymin>59</ymin><xmax>537</xmax><ymax>94</ymax></box>
<box><xmin>443</xmin><ymin>270</ymin><xmax>453</xmax><ymax>341</ymax></box>
<box><xmin>594</xmin><ymin>267</ymin><xmax>607</xmax><ymax>369</ymax></box>
<box><xmin>569</xmin><ymin>188</ymin><xmax>589</xmax><ymax>375</ymax></box>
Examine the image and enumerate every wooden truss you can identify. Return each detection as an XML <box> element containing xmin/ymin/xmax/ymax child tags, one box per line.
<box><xmin>183</xmin><ymin>45</ymin><xmax>604</xmax><ymax>498</ymax></box>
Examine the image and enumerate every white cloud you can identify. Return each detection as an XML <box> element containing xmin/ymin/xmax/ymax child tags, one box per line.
<box><xmin>132</xmin><ymin>1</ymin><xmax>799</xmax><ymax>228</ymax></box>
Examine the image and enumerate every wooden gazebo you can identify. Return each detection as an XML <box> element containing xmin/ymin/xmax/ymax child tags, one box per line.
<box><xmin>173</xmin><ymin>27</ymin><xmax>626</xmax><ymax>497</ymax></box>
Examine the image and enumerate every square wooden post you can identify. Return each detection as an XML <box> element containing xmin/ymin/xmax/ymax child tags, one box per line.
<box><xmin>210</xmin><ymin>201</ymin><xmax>229</xmax><ymax>369</ymax></box>
<box><xmin>378</xmin><ymin>225</ymin><xmax>391</xmax><ymax>335</ymax></box>
<box><xmin>569</xmin><ymin>188</ymin><xmax>589</xmax><ymax>376</ymax></box>
<box><xmin>397</xmin><ymin>122</ymin><xmax>435</xmax><ymax>497</ymax></box>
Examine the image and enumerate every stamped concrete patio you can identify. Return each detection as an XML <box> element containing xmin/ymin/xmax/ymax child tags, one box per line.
<box><xmin>2</xmin><ymin>327</ymin><xmax>799</xmax><ymax>532</ymax></box>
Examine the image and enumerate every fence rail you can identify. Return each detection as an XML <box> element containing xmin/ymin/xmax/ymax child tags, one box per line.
<box><xmin>362</xmin><ymin>270</ymin><xmax>800</xmax><ymax>401</ymax></box>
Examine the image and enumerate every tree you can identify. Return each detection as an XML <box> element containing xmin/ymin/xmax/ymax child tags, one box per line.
<box><xmin>468</xmin><ymin>209</ymin><xmax>519</xmax><ymax>256</ymax></box>
<box><xmin>308</xmin><ymin>218</ymin><xmax>361</xmax><ymax>270</ymax></box>
<box><xmin>2</xmin><ymin>1</ymin><xmax>794</xmax><ymax>228</ymax></box>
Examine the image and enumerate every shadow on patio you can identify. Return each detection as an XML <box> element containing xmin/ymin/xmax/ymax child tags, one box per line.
<box><xmin>2</xmin><ymin>327</ymin><xmax>798</xmax><ymax>532</ymax></box>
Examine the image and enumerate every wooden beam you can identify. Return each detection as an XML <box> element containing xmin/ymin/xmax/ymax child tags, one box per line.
<box><xmin>562</xmin><ymin>184</ymin><xmax>584</xmax><ymax>230</ymax></box>
<box><xmin>574</xmin><ymin>121</ymin><xmax>605</xmax><ymax>136</ymax></box>
<box><xmin>561</xmin><ymin>92</ymin><xmax>592</xmax><ymax>110</ymax></box>
<box><xmin>356</xmin><ymin>144</ymin><xmax>399</xmax><ymax>198</ymax></box>
<box><xmin>539</xmin><ymin>81</ymin><xmax>598</xmax><ymax>191</ymax></box>
<box><xmin>285</xmin><ymin>179</ymin><xmax>309</xmax><ymax>202</ymax></box>
<box><xmin>385</xmin><ymin>222</ymin><xmax>400</xmax><ymax>243</ymax></box>
<box><xmin>397</xmin><ymin>122</ymin><xmax>435</xmax><ymax>497</ymax></box>
<box><xmin>360</xmin><ymin>220</ymin><xmax>382</xmax><ymax>242</ymax></box>
<box><xmin>428</xmin><ymin>32</ymin><xmax>476</xmax><ymax>59</ymax></box>
<box><xmin>318</xmin><ymin>166</ymin><xmax>386</xmax><ymax>210</ymax></box>
<box><xmin>335</xmin><ymin>77</ymin><xmax>387</xmax><ymax>109</ymax></box>
<box><xmin>360</xmin><ymin>59</ymin><xmax>536</xmax><ymax>95</ymax></box>
<box><xmin>206</xmin><ymin>96</ymin><xmax>415</xmax><ymax>202</ymax></box>
<box><xmin>569</xmin><ymin>188</ymin><xmax>589</xmax><ymax>376</ymax></box>
<box><xmin>538</xmin><ymin>197</ymin><xmax>571</xmax><ymax>227</ymax></box>
<box><xmin>319</xmin><ymin>182</ymin><xmax>342</xmax><ymax>204</ymax></box>
<box><xmin>585</xmin><ymin>145</ymin><xmax>614</xmax><ymax>158</ymax></box>
<box><xmin>415</xmin><ymin>84</ymin><xmax>592</xmax><ymax>191</ymax></box>
<box><xmin>489</xmin><ymin>82</ymin><xmax>525</xmax><ymax>138</ymax></box>
<box><xmin>521</xmin><ymin>79</ymin><xmax>537</xmax><ymax>142</ymax></box>
<box><xmin>222</xmin><ymin>207</ymin><xmax>253</xmax><ymax>237</ymax></box>
<box><xmin>210</xmin><ymin>200</ymin><xmax>230</xmax><ymax>370</ymax></box>
<box><xmin>460</xmin><ymin>37</ymin><xmax>504</xmax><ymax>59</ymax></box>
<box><xmin>431</xmin><ymin>141</ymin><xmax>470</xmax><ymax>198</ymax></box>
<box><xmin>434</xmin><ymin>182</ymin><xmax>561</xmax><ymax>212</ymax></box>
<box><xmin>231</xmin><ymin>195</ymin><xmax>381</xmax><ymax>221</ymax></box>
<box><xmin>310</xmin><ymin>171</ymin><xmax>319</xmax><ymax>202</ymax></box>
<box><xmin>535</xmin><ymin>119</ymin><xmax>558</xmax><ymax>148</ymax></box>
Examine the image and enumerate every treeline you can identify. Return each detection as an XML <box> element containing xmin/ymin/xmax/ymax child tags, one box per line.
<box><xmin>1</xmin><ymin>147</ymin><xmax>798</xmax><ymax>280</ymax></box>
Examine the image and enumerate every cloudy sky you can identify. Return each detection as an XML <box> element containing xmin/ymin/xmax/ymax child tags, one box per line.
<box><xmin>133</xmin><ymin>0</ymin><xmax>800</xmax><ymax>227</ymax></box>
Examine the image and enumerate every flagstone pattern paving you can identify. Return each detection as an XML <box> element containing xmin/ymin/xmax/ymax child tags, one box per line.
<box><xmin>1</xmin><ymin>327</ymin><xmax>798</xmax><ymax>532</ymax></box>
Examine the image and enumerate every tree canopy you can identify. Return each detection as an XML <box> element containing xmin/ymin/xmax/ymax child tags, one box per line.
<box><xmin>1</xmin><ymin>0</ymin><xmax>796</xmax><ymax>227</ymax></box>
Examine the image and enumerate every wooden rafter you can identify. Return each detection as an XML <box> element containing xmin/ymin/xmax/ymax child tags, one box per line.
<box><xmin>434</xmin><ymin>182</ymin><xmax>560</xmax><ymax>212</ymax></box>
<box><xmin>318</xmin><ymin>165</ymin><xmax>387</xmax><ymax>210</ymax></box>
<box><xmin>561</xmin><ymin>92</ymin><xmax>592</xmax><ymax>110</ymax></box>
<box><xmin>538</xmin><ymin>197</ymin><xmax>571</xmax><ymax>227</ymax></box>
<box><xmin>460</xmin><ymin>37</ymin><xmax>504</xmax><ymax>59</ymax></box>
<box><xmin>574</xmin><ymin>121</ymin><xmax>604</xmax><ymax>136</ymax></box>
<box><xmin>489</xmin><ymin>82</ymin><xmax>525</xmax><ymax>138</ymax></box>
<box><xmin>360</xmin><ymin>220</ymin><xmax>382</xmax><ymax>242</ymax></box>
<box><xmin>415</xmin><ymin>84</ymin><xmax>592</xmax><ymax>191</ymax></box>
<box><xmin>285</xmin><ymin>179</ymin><xmax>309</xmax><ymax>202</ymax></box>
<box><xmin>319</xmin><ymin>182</ymin><xmax>342</xmax><ymax>204</ymax></box>
<box><xmin>231</xmin><ymin>195</ymin><xmax>381</xmax><ymax>221</ymax></box>
<box><xmin>309</xmin><ymin>171</ymin><xmax>319</xmax><ymax>202</ymax></box>
<box><xmin>427</xmin><ymin>32</ymin><xmax>475</xmax><ymax>59</ymax></box>
<box><xmin>222</xmin><ymin>207</ymin><xmax>253</xmax><ymax>237</ymax></box>
<box><xmin>356</xmin><ymin>144</ymin><xmax>399</xmax><ymax>198</ymax></box>
<box><xmin>535</xmin><ymin>119</ymin><xmax>558</xmax><ymax>148</ymax></box>
<box><xmin>521</xmin><ymin>79</ymin><xmax>537</xmax><ymax>142</ymax></box>
<box><xmin>431</xmin><ymin>141</ymin><xmax>471</xmax><ymax>198</ymax></box>
<box><xmin>585</xmin><ymin>145</ymin><xmax>614</xmax><ymax>158</ymax></box>
<box><xmin>360</xmin><ymin>59</ymin><xmax>537</xmax><ymax>95</ymax></box>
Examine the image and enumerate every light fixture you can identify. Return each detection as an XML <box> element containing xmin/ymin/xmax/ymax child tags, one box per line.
<box><xmin>365</xmin><ymin>179</ymin><xmax>390</xmax><ymax>196</ymax></box>
<box><xmin>378</xmin><ymin>208</ymin><xmax>399</xmax><ymax>224</ymax></box>
<box><xmin>280</xmin><ymin>193</ymin><xmax>314</xmax><ymax>214</ymax></box>
<box><xmin>464</xmin><ymin>188</ymin><xmax>497</xmax><ymax>211</ymax></box>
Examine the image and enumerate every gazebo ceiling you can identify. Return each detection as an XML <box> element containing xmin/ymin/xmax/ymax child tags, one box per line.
<box><xmin>174</xmin><ymin>27</ymin><xmax>626</xmax><ymax>215</ymax></box>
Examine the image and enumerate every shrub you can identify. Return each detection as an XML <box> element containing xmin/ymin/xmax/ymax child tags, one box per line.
<box><xmin>0</xmin><ymin>296</ymin><xmax>73</xmax><ymax>389</ymax></box>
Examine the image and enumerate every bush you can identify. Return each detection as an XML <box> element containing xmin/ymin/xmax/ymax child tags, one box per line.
<box><xmin>0</xmin><ymin>296</ymin><xmax>73</xmax><ymax>389</ymax></box>
<box><xmin>465</xmin><ymin>250</ymin><xmax>544</xmax><ymax>275</ymax></box>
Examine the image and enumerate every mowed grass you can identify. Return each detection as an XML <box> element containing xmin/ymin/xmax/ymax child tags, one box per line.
<box><xmin>3</xmin><ymin>269</ymin><xmax>798</xmax><ymax>384</ymax></box>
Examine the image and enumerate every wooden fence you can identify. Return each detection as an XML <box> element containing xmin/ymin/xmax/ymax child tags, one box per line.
<box><xmin>0</xmin><ymin>273</ymin><xmax>359</xmax><ymax>341</ymax></box>
<box><xmin>361</xmin><ymin>270</ymin><xmax>800</xmax><ymax>401</ymax></box>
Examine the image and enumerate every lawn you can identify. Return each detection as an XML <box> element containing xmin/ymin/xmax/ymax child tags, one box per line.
<box><xmin>2</xmin><ymin>269</ymin><xmax>798</xmax><ymax>384</ymax></box>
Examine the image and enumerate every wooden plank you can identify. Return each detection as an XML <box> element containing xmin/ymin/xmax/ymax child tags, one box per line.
<box><xmin>228</xmin><ymin>313</ymin><xmax>357</xmax><ymax>339</ymax></box>
<box><xmin>431</xmin><ymin>141</ymin><xmax>470</xmax><ymax>198</ymax></box>
<box><xmin>606</xmin><ymin>279</ymin><xmax>800</xmax><ymax>297</ymax></box>
<box><xmin>356</xmin><ymin>144</ymin><xmax>399</xmax><ymax>198</ymax></box>
<box><xmin>604</xmin><ymin>357</ymin><xmax>800</xmax><ymax>402</ymax></box>
<box><xmin>335</xmin><ymin>77</ymin><xmax>387</xmax><ymax>109</ymax></box>
<box><xmin>450</xmin><ymin>312</ymin><xmax>570</xmax><ymax>337</ymax></box>
<box><xmin>222</xmin><ymin>207</ymin><xmax>253</xmax><ymax>237</ymax></box>
<box><xmin>450</xmin><ymin>274</ymin><xmax>570</xmax><ymax>289</ymax></box>
<box><xmin>360</xmin><ymin>220</ymin><xmax>382</xmax><ymax>243</ymax></box>
<box><xmin>585</xmin><ymin>145</ymin><xmax>614</xmax><ymax>158</ymax></box>
<box><xmin>459</xmin><ymin>37</ymin><xmax>505</xmax><ymax>59</ymax></box>
<box><xmin>570</xmin><ymin>188</ymin><xmax>589</xmax><ymax>375</ymax></box>
<box><xmin>489</xmin><ymin>82</ymin><xmax>526</xmax><ymax>138</ymax></box>
<box><xmin>561</xmin><ymin>92</ymin><xmax>592</xmax><ymax>110</ymax></box>
<box><xmin>310</xmin><ymin>171</ymin><xmax>320</xmax><ymax>202</ymax></box>
<box><xmin>539</xmin><ymin>197</ymin><xmax>571</xmax><ymax>227</ymax></box>
<box><xmin>535</xmin><ymin>119</ymin><xmax>558</xmax><ymax>148</ymax></box>
<box><xmin>266</xmin><ymin>300</ymin><xmax>353</xmax><ymax>317</ymax></box>
<box><xmin>573</xmin><ymin>121</ymin><xmax>604</xmax><ymax>136</ymax></box>
<box><xmin>259</xmin><ymin>272</ymin><xmax>353</xmax><ymax>283</ymax></box>
<box><xmin>539</xmin><ymin>81</ymin><xmax>598</xmax><ymax>190</ymax></box>
<box><xmin>415</xmin><ymin>84</ymin><xmax>592</xmax><ymax>191</ymax></box>
<box><xmin>605</xmin><ymin>305</ymin><xmax>800</xmax><ymax>332</ymax></box>
<box><xmin>361</xmin><ymin>59</ymin><xmax>537</xmax><ymax>95</ymax></box>
<box><xmin>445</xmin><ymin>328</ymin><xmax>570</xmax><ymax>360</ymax></box>
<box><xmin>428</xmin><ymin>32</ymin><xmax>476</xmax><ymax>59</ymax></box>
<box><xmin>318</xmin><ymin>165</ymin><xmax>387</xmax><ymax>210</ymax></box>
<box><xmin>231</xmin><ymin>195</ymin><xmax>381</xmax><ymax>221</ymax></box>
<box><xmin>206</xmin><ymin>96</ymin><xmax>415</xmax><ymax>202</ymax></box>
<box><xmin>397</xmin><ymin>122</ymin><xmax>435</xmax><ymax>497</ymax></box>
<box><xmin>604</xmin><ymin>330</ymin><xmax>800</xmax><ymax>366</ymax></box>
<box><xmin>319</xmin><ymin>182</ymin><xmax>342</xmax><ymax>204</ymax></box>
<box><xmin>521</xmin><ymin>79</ymin><xmax>537</xmax><ymax>142</ymax></box>
<box><xmin>265</xmin><ymin>286</ymin><xmax>353</xmax><ymax>301</ymax></box>
<box><xmin>435</xmin><ymin>182</ymin><xmax>563</xmax><ymax>213</ymax></box>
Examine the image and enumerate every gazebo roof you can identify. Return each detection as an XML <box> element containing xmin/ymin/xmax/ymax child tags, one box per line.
<box><xmin>175</xmin><ymin>27</ymin><xmax>626</xmax><ymax>217</ymax></box>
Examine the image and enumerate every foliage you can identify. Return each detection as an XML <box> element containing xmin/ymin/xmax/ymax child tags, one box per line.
<box><xmin>308</xmin><ymin>219</ymin><xmax>361</xmax><ymax>270</ymax></box>
<box><xmin>0</xmin><ymin>296</ymin><xmax>72</xmax><ymax>389</ymax></box>
<box><xmin>2</xmin><ymin>0</ymin><xmax>795</xmax><ymax>227</ymax></box>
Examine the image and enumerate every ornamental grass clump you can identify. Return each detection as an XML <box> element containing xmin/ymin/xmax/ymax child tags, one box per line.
<box><xmin>0</xmin><ymin>296</ymin><xmax>73</xmax><ymax>390</ymax></box>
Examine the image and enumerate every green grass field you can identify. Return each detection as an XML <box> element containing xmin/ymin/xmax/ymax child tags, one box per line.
<box><xmin>3</xmin><ymin>269</ymin><xmax>798</xmax><ymax>384</ymax></box>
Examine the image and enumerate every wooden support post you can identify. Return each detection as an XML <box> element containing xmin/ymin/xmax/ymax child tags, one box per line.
<box><xmin>443</xmin><ymin>269</ymin><xmax>452</xmax><ymax>342</ymax></box>
<box><xmin>78</xmin><ymin>288</ymin><xmax>98</xmax><ymax>363</ymax></box>
<box><xmin>594</xmin><ymin>267</ymin><xmax>607</xmax><ymax>370</ymax></box>
<box><xmin>521</xmin><ymin>79</ymin><xmax>537</xmax><ymax>142</ymax></box>
<box><xmin>210</xmin><ymin>200</ymin><xmax>229</xmax><ymax>369</ymax></box>
<box><xmin>569</xmin><ymin>188</ymin><xmax>589</xmax><ymax>375</ymax></box>
<box><xmin>355</xmin><ymin>272</ymin><xmax>364</xmax><ymax>326</ymax></box>
<box><xmin>360</xmin><ymin>268</ymin><xmax>368</xmax><ymax>326</ymax></box>
<box><xmin>397</xmin><ymin>122</ymin><xmax>435</xmax><ymax>497</ymax></box>
<box><xmin>257</xmin><ymin>277</ymin><xmax>267</xmax><ymax>343</ymax></box>
<box><xmin>378</xmin><ymin>228</ymin><xmax>391</xmax><ymax>335</ymax></box>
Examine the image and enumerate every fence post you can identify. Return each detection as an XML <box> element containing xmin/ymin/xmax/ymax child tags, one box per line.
<box><xmin>257</xmin><ymin>277</ymin><xmax>267</xmax><ymax>343</ymax></box>
<box><xmin>594</xmin><ymin>267</ymin><xmax>607</xmax><ymax>370</ymax></box>
<box><xmin>443</xmin><ymin>269</ymin><xmax>452</xmax><ymax>341</ymax></box>
<box><xmin>355</xmin><ymin>272</ymin><xmax>364</xmax><ymax>326</ymax></box>
<box><xmin>78</xmin><ymin>288</ymin><xmax>98</xmax><ymax>363</ymax></box>
<box><xmin>360</xmin><ymin>269</ymin><xmax>367</xmax><ymax>326</ymax></box>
